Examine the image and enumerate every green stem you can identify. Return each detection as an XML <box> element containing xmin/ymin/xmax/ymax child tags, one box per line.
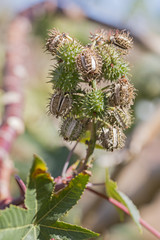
<box><xmin>85</xmin><ymin>120</ymin><xmax>97</xmax><ymax>161</ymax></box>
<box><xmin>77</xmin><ymin>120</ymin><xmax>97</xmax><ymax>173</ymax></box>
<box><xmin>77</xmin><ymin>79</ymin><xmax>98</xmax><ymax>174</ymax></box>
<box><xmin>82</xmin><ymin>79</ymin><xmax>97</xmax><ymax>165</ymax></box>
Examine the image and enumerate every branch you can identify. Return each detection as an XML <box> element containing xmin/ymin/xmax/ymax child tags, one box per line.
<box><xmin>0</xmin><ymin>16</ymin><xmax>30</xmax><ymax>200</ymax></box>
<box><xmin>0</xmin><ymin>0</ymin><xmax>57</xmax><ymax>201</ymax></box>
<box><xmin>86</xmin><ymin>187</ymin><xmax>160</xmax><ymax>239</ymax></box>
<box><xmin>61</xmin><ymin>140</ymin><xmax>79</xmax><ymax>178</ymax></box>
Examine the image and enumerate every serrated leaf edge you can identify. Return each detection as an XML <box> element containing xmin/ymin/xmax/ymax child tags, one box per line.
<box><xmin>36</xmin><ymin>174</ymin><xmax>89</xmax><ymax>224</ymax></box>
<box><xmin>40</xmin><ymin>220</ymin><xmax>99</xmax><ymax>237</ymax></box>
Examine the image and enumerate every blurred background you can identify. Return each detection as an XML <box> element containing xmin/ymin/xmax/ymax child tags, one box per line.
<box><xmin>0</xmin><ymin>0</ymin><xmax>160</xmax><ymax>239</ymax></box>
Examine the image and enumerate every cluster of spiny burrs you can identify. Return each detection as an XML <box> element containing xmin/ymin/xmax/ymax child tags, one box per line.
<box><xmin>46</xmin><ymin>28</ymin><xmax>135</xmax><ymax>151</ymax></box>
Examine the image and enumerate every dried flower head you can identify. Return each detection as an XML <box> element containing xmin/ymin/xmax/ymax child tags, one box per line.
<box><xmin>48</xmin><ymin>92</ymin><xmax>72</xmax><ymax>117</ymax></box>
<box><xmin>76</xmin><ymin>47</ymin><xmax>102</xmax><ymax>80</ymax></box>
<box><xmin>108</xmin><ymin>30</ymin><xmax>133</xmax><ymax>50</ymax></box>
<box><xmin>107</xmin><ymin>107</ymin><xmax>132</xmax><ymax>129</ymax></box>
<box><xmin>108</xmin><ymin>78</ymin><xmax>135</xmax><ymax>108</ymax></box>
<box><xmin>46</xmin><ymin>28</ymin><xmax>73</xmax><ymax>55</ymax></box>
<box><xmin>90</xmin><ymin>29</ymin><xmax>108</xmax><ymax>45</ymax></box>
<box><xmin>60</xmin><ymin>117</ymin><xmax>86</xmax><ymax>141</ymax></box>
<box><xmin>99</xmin><ymin>127</ymin><xmax>126</xmax><ymax>151</ymax></box>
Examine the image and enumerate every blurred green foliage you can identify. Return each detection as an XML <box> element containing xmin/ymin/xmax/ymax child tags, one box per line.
<box><xmin>1</xmin><ymin>9</ymin><xmax>160</xmax><ymax>240</ymax></box>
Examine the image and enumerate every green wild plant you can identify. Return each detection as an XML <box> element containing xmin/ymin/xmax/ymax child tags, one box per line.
<box><xmin>0</xmin><ymin>28</ymin><xmax>140</xmax><ymax>240</ymax></box>
<box><xmin>47</xmin><ymin>28</ymin><xmax>135</xmax><ymax>161</ymax></box>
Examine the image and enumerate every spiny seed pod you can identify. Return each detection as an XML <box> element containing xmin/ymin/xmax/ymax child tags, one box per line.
<box><xmin>90</xmin><ymin>29</ymin><xmax>108</xmax><ymax>45</ymax></box>
<box><xmin>106</xmin><ymin>107</ymin><xmax>132</xmax><ymax>129</ymax></box>
<box><xmin>57</xmin><ymin>41</ymin><xmax>83</xmax><ymax>70</ymax></box>
<box><xmin>49</xmin><ymin>92</ymin><xmax>72</xmax><ymax>117</ymax></box>
<box><xmin>109</xmin><ymin>78</ymin><xmax>135</xmax><ymax>107</ymax></box>
<box><xmin>99</xmin><ymin>127</ymin><xmax>126</xmax><ymax>151</ymax></box>
<box><xmin>81</xmin><ymin>90</ymin><xmax>105</xmax><ymax>118</ymax></box>
<box><xmin>46</xmin><ymin>28</ymin><xmax>73</xmax><ymax>55</ymax></box>
<box><xmin>99</xmin><ymin>44</ymin><xmax>130</xmax><ymax>81</ymax></box>
<box><xmin>76</xmin><ymin>47</ymin><xmax>102</xmax><ymax>80</ymax></box>
<box><xmin>103</xmin><ymin>59</ymin><xmax>129</xmax><ymax>81</ymax></box>
<box><xmin>60</xmin><ymin>117</ymin><xmax>86</xmax><ymax>141</ymax></box>
<box><xmin>50</xmin><ymin>65</ymin><xmax>81</xmax><ymax>92</ymax></box>
<box><xmin>108</xmin><ymin>30</ymin><xmax>133</xmax><ymax>50</ymax></box>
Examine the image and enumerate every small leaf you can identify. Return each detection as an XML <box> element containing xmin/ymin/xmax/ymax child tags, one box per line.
<box><xmin>105</xmin><ymin>169</ymin><xmax>142</xmax><ymax>232</ymax></box>
<box><xmin>118</xmin><ymin>191</ymin><xmax>142</xmax><ymax>232</ymax></box>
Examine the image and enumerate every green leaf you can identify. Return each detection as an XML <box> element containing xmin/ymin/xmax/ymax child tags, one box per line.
<box><xmin>0</xmin><ymin>205</ymin><xmax>32</xmax><ymax>240</ymax></box>
<box><xmin>36</xmin><ymin>172</ymin><xmax>90</xmax><ymax>224</ymax></box>
<box><xmin>25</xmin><ymin>154</ymin><xmax>55</xmax><ymax>212</ymax></box>
<box><xmin>105</xmin><ymin>169</ymin><xmax>142</xmax><ymax>232</ymax></box>
<box><xmin>0</xmin><ymin>155</ymin><xmax>98</xmax><ymax>240</ymax></box>
<box><xmin>39</xmin><ymin>221</ymin><xmax>98</xmax><ymax>240</ymax></box>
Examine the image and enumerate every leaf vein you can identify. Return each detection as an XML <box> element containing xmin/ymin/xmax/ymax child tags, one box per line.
<box><xmin>0</xmin><ymin>224</ymin><xmax>32</xmax><ymax>232</ymax></box>
<box><xmin>40</xmin><ymin>224</ymin><xmax>87</xmax><ymax>233</ymax></box>
<box><xmin>37</xmin><ymin>185</ymin><xmax>78</xmax><ymax>223</ymax></box>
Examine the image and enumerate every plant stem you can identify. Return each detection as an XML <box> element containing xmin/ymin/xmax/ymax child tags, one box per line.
<box><xmin>83</xmin><ymin>79</ymin><xmax>98</xmax><ymax>162</ymax></box>
<box><xmin>77</xmin><ymin>79</ymin><xmax>98</xmax><ymax>174</ymax></box>
<box><xmin>85</xmin><ymin>120</ymin><xmax>97</xmax><ymax>162</ymax></box>
<box><xmin>77</xmin><ymin>120</ymin><xmax>97</xmax><ymax>173</ymax></box>
<box><xmin>61</xmin><ymin>140</ymin><xmax>79</xmax><ymax>178</ymax></box>
<box><xmin>86</xmin><ymin>187</ymin><xmax>160</xmax><ymax>239</ymax></box>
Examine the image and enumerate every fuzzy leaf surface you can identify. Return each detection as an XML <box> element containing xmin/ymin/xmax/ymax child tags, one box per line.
<box><xmin>105</xmin><ymin>169</ymin><xmax>142</xmax><ymax>231</ymax></box>
<box><xmin>0</xmin><ymin>155</ymin><xmax>98</xmax><ymax>240</ymax></box>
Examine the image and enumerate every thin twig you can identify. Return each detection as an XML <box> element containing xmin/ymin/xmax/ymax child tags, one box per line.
<box><xmin>61</xmin><ymin>140</ymin><xmax>79</xmax><ymax>178</ymax></box>
<box><xmin>86</xmin><ymin>187</ymin><xmax>160</xmax><ymax>239</ymax></box>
